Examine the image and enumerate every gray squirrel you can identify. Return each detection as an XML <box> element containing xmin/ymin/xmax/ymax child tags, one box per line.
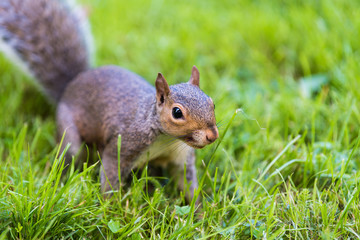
<box><xmin>0</xmin><ymin>0</ymin><xmax>219</xmax><ymax>201</ymax></box>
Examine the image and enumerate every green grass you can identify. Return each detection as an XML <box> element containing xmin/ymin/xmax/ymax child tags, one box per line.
<box><xmin>1</xmin><ymin>0</ymin><xmax>360</xmax><ymax>238</ymax></box>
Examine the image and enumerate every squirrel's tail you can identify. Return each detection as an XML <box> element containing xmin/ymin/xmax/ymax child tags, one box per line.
<box><xmin>0</xmin><ymin>0</ymin><xmax>93</xmax><ymax>102</ymax></box>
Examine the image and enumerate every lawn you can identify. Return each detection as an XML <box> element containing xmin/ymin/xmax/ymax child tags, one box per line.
<box><xmin>1</xmin><ymin>0</ymin><xmax>360</xmax><ymax>238</ymax></box>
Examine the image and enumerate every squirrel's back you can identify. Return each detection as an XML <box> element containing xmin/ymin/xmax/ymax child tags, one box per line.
<box><xmin>0</xmin><ymin>0</ymin><xmax>93</xmax><ymax>102</ymax></box>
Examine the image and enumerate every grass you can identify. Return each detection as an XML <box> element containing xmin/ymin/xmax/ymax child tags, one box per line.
<box><xmin>1</xmin><ymin>0</ymin><xmax>360</xmax><ymax>238</ymax></box>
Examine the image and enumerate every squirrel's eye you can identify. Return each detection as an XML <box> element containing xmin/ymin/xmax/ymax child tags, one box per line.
<box><xmin>172</xmin><ymin>107</ymin><xmax>183</xmax><ymax>119</ymax></box>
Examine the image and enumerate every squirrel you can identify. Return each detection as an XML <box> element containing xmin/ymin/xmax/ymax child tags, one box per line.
<box><xmin>0</xmin><ymin>0</ymin><xmax>219</xmax><ymax>201</ymax></box>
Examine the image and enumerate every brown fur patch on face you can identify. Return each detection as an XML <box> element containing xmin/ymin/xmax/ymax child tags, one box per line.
<box><xmin>158</xmin><ymin>83</ymin><xmax>218</xmax><ymax>148</ymax></box>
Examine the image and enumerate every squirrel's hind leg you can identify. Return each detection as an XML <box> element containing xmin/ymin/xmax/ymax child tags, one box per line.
<box><xmin>56</xmin><ymin>103</ymin><xmax>85</xmax><ymax>175</ymax></box>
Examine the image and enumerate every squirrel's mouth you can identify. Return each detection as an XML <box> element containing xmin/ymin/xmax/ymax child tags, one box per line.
<box><xmin>182</xmin><ymin>136</ymin><xmax>206</xmax><ymax>149</ymax></box>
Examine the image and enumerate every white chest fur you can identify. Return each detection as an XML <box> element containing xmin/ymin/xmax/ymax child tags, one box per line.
<box><xmin>134</xmin><ymin>134</ymin><xmax>192</xmax><ymax>168</ymax></box>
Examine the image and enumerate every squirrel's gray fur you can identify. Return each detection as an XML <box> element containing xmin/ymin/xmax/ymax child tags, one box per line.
<box><xmin>0</xmin><ymin>0</ymin><xmax>218</xmax><ymax>202</ymax></box>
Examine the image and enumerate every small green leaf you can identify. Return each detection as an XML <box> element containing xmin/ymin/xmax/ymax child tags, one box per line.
<box><xmin>175</xmin><ymin>205</ymin><xmax>191</xmax><ymax>216</ymax></box>
<box><xmin>108</xmin><ymin>219</ymin><xmax>121</xmax><ymax>233</ymax></box>
<box><xmin>16</xmin><ymin>222</ymin><xmax>23</xmax><ymax>233</ymax></box>
<box><xmin>130</xmin><ymin>233</ymin><xmax>141</xmax><ymax>240</ymax></box>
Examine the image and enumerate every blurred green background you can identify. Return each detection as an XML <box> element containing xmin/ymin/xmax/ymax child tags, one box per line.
<box><xmin>1</xmin><ymin>0</ymin><xmax>360</xmax><ymax>238</ymax></box>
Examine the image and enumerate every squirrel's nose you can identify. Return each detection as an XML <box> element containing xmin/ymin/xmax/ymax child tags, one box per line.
<box><xmin>206</xmin><ymin>135</ymin><xmax>215</xmax><ymax>143</ymax></box>
<box><xmin>205</xmin><ymin>127</ymin><xmax>219</xmax><ymax>143</ymax></box>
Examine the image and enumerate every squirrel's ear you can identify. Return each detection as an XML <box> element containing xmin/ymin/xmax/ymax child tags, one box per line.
<box><xmin>188</xmin><ymin>65</ymin><xmax>200</xmax><ymax>87</ymax></box>
<box><xmin>155</xmin><ymin>73</ymin><xmax>170</xmax><ymax>104</ymax></box>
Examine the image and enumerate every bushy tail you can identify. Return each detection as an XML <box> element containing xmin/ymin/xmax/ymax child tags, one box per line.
<box><xmin>0</xmin><ymin>0</ymin><xmax>93</xmax><ymax>102</ymax></box>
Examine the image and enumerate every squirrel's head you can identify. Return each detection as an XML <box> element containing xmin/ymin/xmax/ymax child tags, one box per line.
<box><xmin>155</xmin><ymin>66</ymin><xmax>219</xmax><ymax>149</ymax></box>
